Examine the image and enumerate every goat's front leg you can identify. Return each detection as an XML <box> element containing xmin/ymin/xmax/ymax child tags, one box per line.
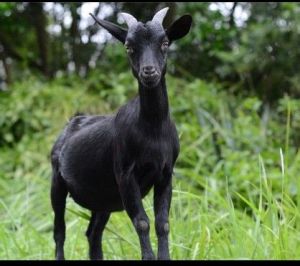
<box><xmin>118</xmin><ymin>166</ymin><xmax>155</xmax><ymax>260</ymax></box>
<box><xmin>154</xmin><ymin>167</ymin><xmax>172</xmax><ymax>260</ymax></box>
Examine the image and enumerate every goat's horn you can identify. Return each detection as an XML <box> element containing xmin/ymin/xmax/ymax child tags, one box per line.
<box><xmin>120</xmin><ymin>12</ymin><xmax>138</xmax><ymax>28</ymax></box>
<box><xmin>152</xmin><ymin>7</ymin><xmax>169</xmax><ymax>25</ymax></box>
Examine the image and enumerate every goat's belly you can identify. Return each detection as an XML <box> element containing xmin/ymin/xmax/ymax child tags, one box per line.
<box><xmin>61</xmin><ymin>161</ymin><xmax>124</xmax><ymax>212</ymax></box>
<box><xmin>66</xmin><ymin>181</ymin><xmax>124</xmax><ymax>212</ymax></box>
<box><xmin>61</xmin><ymin>160</ymin><xmax>125</xmax><ymax>211</ymax></box>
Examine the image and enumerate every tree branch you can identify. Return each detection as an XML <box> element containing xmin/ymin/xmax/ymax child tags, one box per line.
<box><xmin>229</xmin><ymin>2</ymin><xmax>238</xmax><ymax>28</ymax></box>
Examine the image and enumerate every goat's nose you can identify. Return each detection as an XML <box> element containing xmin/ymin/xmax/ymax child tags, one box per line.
<box><xmin>142</xmin><ymin>66</ymin><xmax>156</xmax><ymax>76</ymax></box>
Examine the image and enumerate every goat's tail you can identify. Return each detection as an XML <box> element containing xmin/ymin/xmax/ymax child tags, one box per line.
<box><xmin>73</xmin><ymin>111</ymin><xmax>85</xmax><ymax>117</ymax></box>
<box><xmin>68</xmin><ymin>112</ymin><xmax>85</xmax><ymax>122</ymax></box>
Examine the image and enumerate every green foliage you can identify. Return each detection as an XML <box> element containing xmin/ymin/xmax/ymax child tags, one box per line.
<box><xmin>172</xmin><ymin>2</ymin><xmax>238</xmax><ymax>80</ymax></box>
<box><xmin>212</xmin><ymin>3</ymin><xmax>300</xmax><ymax>102</ymax></box>
<box><xmin>1</xmin><ymin>72</ymin><xmax>300</xmax><ymax>259</ymax></box>
<box><xmin>0</xmin><ymin>76</ymin><xmax>109</xmax><ymax>148</ymax></box>
<box><xmin>164</xmin><ymin>2</ymin><xmax>300</xmax><ymax>103</ymax></box>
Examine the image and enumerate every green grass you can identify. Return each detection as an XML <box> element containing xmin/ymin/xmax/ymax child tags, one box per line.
<box><xmin>1</xmin><ymin>73</ymin><xmax>300</xmax><ymax>259</ymax></box>
<box><xmin>1</xmin><ymin>153</ymin><xmax>300</xmax><ymax>260</ymax></box>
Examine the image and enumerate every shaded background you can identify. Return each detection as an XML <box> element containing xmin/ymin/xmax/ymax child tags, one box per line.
<box><xmin>2</xmin><ymin>2</ymin><xmax>300</xmax><ymax>104</ymax></box>
<box><xmin>1</xmin><ymin>2</ymin><xmax>300</xmax><ymax>260</ymax></box>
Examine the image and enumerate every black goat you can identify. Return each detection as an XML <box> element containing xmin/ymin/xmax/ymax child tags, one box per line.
<box><xmin>50</xmin><ymin>7</ymin><xmax>192</xmax><ymax>260</ymax></box>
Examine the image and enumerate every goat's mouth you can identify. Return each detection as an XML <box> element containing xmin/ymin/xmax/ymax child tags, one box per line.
<box><xmin>139</xmin><ymin>73</ymin><xmax>161</xmax><ymax>88</ymax></box>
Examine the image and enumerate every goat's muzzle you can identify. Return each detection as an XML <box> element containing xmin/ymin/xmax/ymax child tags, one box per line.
<box><xmin>140</xmin><ymin>66</ymin><xmax>160</xmax><ymax>87</ymax></box>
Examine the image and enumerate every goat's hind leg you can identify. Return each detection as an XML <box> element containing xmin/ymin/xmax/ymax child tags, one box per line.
<box><xmin>51</xmin><ymin>171</ymin><xmax>68</xmax><ymax>260</ymax></box>
<box><xmin>86</xmin><ymin>211</ymin><xmax>110</xmax><ymax>260</ymax></box>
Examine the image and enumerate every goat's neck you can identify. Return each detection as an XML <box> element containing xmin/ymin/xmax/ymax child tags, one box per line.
<box><xmin>138</xmin><ymin>77</ymin><xmax>169</xmax><ymax>125</ymax></box>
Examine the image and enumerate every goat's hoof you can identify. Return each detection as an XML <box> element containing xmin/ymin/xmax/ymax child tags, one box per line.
<box><xmin>142</xmin><ymin>254</ymin><xmax>156</xmax><ymax>260</ymax></box>
<box><xmin>89</xmin><ymin>251</ymin><xmax>103</xmax><ymax>260</ymax></box>
<box><xmin>143</xmin><ymin>257</ymin><xmax>156</xmax><ymax>260</ymax></box>
<box><xmin>157</xmin><ymin>253</ymin><xmax>171</xmax><ymax>260</ymax></box>
<box><xmin>90</xmin><ymin>257</ymin><xmax>103</xmax><ymax>260</ymax></box>
<box><xmin>157</xmin><ymin>257</ymin><xmax>171</xmax><ymax>260</ymax></box>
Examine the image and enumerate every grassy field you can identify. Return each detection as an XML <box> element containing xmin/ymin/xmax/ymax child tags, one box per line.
<box><xmin>1</xmin><ymin>72</ymin><xmax>300</xmax><ymax>260</ymax></box>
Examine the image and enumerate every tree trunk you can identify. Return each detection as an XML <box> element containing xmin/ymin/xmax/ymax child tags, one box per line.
<box><xmin>229</xmin><ymin>2</ymin><xmax>238</xmax><ymax>28</ymax></box>
<box><xmin>70</xmin><ymin>3</ymin><xmax>82</xmax><ymax>75</ymax></box>
<box><xmin>2</xmin><ymin>57</ymin><xmax>12</xmax><ymax>85</ymax></box>
<box><xmin>27</xmin><ymin>3</ymin><xmax>51</xmax><ymax>78</ymax></box>
<box><xmin>0</xmin><ymin>45</ymin><xmax>11</xmax><ymax>85</ymax></box>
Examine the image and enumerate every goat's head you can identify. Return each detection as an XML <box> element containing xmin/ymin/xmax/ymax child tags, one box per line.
<box><xmin>90</xmin><ymin>7</ymin><xmax>192</xmax><ymax>88</ymax></box>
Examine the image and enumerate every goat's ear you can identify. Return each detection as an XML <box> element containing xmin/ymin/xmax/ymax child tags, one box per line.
<box><xmin>166</xmin><ymin>15</ymin><xmax>192</xmax><ymax>43</ymax></box>
<box><xmin>90</xmin><ymin>13</ymin><xmax>127</xmax><ymax>44</ymax></box>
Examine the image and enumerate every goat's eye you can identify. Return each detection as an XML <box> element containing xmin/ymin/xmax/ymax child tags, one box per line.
<box><xmin>161</xmin><ymin>41</ymin><xmax>169</xmax><ymax>50</ymax></box>
<box><xmin>125</xmin><ymin>45</ymin><xmax>134</xmax><ymax>54</ymax></box>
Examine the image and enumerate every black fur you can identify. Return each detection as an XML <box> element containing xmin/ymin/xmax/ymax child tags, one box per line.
<box><xmin>50</xmin><ymin>8</ymin><xmax>192</xmax><ymax>260</ymax></box>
